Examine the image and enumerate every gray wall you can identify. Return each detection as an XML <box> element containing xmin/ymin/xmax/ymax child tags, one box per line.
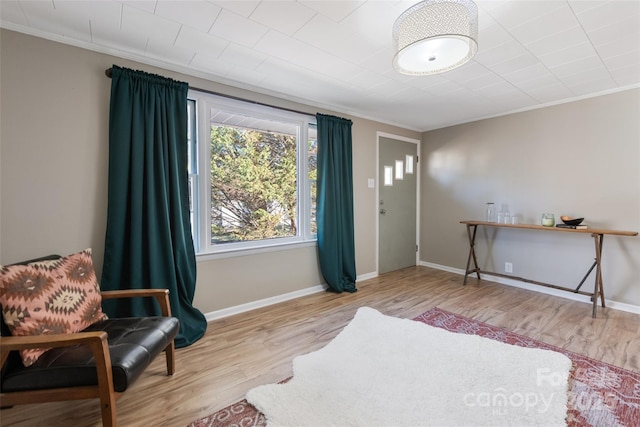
<box><xmin>2</xmin><ymin>29</ymin><xmax>637</xmax><ymax>313</ymax></box>
<box><xmin>420</xmin><ymin>89</ymin><xmax>640</xmax><ymax>306</ymax></box>
<box><xmin>0</xmin><ymin>29</ymin><xmax>421</xmax><ymax>314</ymax></box>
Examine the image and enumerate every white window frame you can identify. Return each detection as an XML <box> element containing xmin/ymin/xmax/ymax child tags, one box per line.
<box><xmin>188</xmin><ymin>90</ymin><xmax>317</xmax><ymax>259</ymax></box>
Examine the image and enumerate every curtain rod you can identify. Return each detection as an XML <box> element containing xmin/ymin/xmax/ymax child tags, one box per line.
<box><xmin>105</xmin><ymin>68</ymin><xmax>315</xmax><ymax>118</ymax></box>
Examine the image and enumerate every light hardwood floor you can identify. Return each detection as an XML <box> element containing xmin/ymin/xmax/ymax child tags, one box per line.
<box><xmin>2</xmin><ymin>266</ymin><xmax>639</xmax><ymax>426</ymax></box>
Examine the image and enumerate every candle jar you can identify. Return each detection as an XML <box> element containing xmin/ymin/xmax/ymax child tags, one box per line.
<box><xmin>541</xmin><ymin>213</ymin><xmax>555</xmax><ymax>227</ymax></box>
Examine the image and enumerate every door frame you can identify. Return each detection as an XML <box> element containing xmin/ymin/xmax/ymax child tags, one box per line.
<box><xmin>376</xmin><ymin>131</ymin><xmax>421</xmax><ymax>275</ymax></box>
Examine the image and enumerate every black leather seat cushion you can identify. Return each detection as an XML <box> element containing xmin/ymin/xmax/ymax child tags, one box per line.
<box><xmin>1</xmin><ymin>317</ymin><xmax>179</xmax><ymax>393</ymax></box>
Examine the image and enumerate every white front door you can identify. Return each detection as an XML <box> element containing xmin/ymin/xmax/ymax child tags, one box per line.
<box><xmin>378</xmin><ymin>135</ymin><xmax>419</xmax><ymax>274</ymax></box>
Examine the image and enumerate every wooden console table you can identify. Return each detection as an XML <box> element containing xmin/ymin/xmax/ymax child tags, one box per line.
<box><xmin>460</xmin><ymin>220</ymin><xmax>638</xmax><ymax>318</ymax></box>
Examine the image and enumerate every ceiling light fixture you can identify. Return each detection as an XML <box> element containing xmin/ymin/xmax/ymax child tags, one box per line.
<box><xmin>392</xmin><ymin>0</ymin><xmax>478</xmax><ymax>76</ymax></box>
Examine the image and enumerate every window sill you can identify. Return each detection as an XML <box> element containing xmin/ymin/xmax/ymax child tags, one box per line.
<box><xmin>195</xmin><ymin>239</ymin><xmax>317</xmax><ymax>262</ymax></box>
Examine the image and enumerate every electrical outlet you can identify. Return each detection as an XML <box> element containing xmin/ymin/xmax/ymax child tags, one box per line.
<box><xmin>505</xmin><ymin>262</ymin><xmax>513</xmax><ymax>273</ymax></box>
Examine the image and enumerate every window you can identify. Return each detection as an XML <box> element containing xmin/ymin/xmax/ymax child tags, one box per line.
<box><xmin>188</xmin><ymin>91</ymin><xmax>317</xmax><ymax>256</ymax></box>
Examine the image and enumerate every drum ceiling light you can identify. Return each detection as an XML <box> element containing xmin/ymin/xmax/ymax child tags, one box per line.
<box><xmin>392</xmin><ymin>0</ymin><xmax>478</xmax><ymax>75</ymax></box>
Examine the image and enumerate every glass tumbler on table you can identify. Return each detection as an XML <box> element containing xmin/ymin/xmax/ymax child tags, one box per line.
<box><xmin>486</xmin><ymin>203</ymin><xmax>496</xmax><ymax>222</ymax></box>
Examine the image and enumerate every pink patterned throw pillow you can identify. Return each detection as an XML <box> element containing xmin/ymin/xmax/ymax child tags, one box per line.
<box><xmin>0</xmin><ymin>248</ymin><xmax>108</xmax><ymax>367</ymax></box>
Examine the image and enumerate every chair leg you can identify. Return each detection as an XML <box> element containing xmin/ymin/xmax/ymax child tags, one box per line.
<box><xmin>89</xmin><ymin>335</ymin><xmax>118</xmax><ymax>427</ymax></box>
<box><xmin>98</xmin><ymin>391</ymin><xmax>117</xmax><ymax>427</ymax></box>
<box><xmin>165</xmin><ymin>341</ymin><xmax>176</xmax><ymax>375</ymax></box>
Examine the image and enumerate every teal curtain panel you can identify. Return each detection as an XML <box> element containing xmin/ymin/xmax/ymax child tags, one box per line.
<box><xmin>316</xmin><ymin>114</ymin><xmax>357</xmax><ymax>293</ymax></box>
<box><xmin>101</xmin><ymin>65</ymin><xmax>206</xmax><ymax>347</ymax></box>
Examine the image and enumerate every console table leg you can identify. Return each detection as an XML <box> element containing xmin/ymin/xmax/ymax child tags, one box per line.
<box><xmin>575</xmin><ymin>259</ymin><xmax>597</xmax><ymax>293</ymax></box>
<box><xmin>464</xmin><ymin>224</ymin><xmax>480</xmax><ymax>285</ymax></box>
<box><xmin>591</xmin><ymin>234</ymin><xmax>606</xmax><ymax>318</ymax></box>
<box><xmin>595</xmin><ymin>234</ymin><xmax>605</xmax><ymax>306</ymax></box>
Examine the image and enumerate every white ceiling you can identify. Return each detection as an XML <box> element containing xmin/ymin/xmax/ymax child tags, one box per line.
<box><xmin>1</xmin><ymin>0</ymin><xmax>639</xmax><ymax>131</ymax></box>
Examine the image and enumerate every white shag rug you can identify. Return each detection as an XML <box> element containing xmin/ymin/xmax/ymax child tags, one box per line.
<box><xmin>246</xmin><ymin>307</ymin><xmax>571</xmax><ymax>427</ymax></box>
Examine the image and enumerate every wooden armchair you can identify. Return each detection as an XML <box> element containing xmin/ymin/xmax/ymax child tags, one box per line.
<box><xmin>1</xmin><ymin>256</ymin><xmax>180</xmax><ymax>427</ymax></box>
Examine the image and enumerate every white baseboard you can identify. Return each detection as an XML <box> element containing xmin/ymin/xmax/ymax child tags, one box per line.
<box><xmin>606</xmin><ymin>300</ymin><xmax>640</xmax><ymax>315</ymax></box>
<box><xmin>203</xmin><ymin>261</ymin><xmax>638</xmax><ymax>322</ymax></box>
<box><xmin>204</xmin><ymin>284</ymin><xmax>327</xmax><ymax>322</ymax></box>
<box><xmin>419</xmin><ymin>261</ymin><xmax>640</xmax><ymax>315</ymax></box>
<box><xmin>204</xmin><ymin>271</ymin><xmax>379</xmax><ymax>322</ymax></box>
<box><xmin>357</xmin><ymin>271</ymin><xmax>378</xmax><ymax>282</ymax></box>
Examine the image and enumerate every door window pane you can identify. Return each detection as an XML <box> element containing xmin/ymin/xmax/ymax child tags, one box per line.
<box><xmin>406</xmin><ymin>155</ymin><xmax>414</xmax><ymax>174</ymax></box>
<box><xmin>395</xmin><ymin>160</ymin><xmax>404</xmax><ymax>180</ymax></box>
<box><xmin>384</xmin><ymin>166</ymin><xmax>393</xmax><ymax>186</ymax></box>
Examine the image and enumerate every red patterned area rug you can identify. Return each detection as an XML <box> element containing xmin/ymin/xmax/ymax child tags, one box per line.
<box><xmin>188</xmin><ymin>307</ymin><xmax>640</xmax><ymax>427</ymax></box>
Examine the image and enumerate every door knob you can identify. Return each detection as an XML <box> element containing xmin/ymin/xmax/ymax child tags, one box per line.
<box><xmin>379</xmin><ymin>208</ymin><xmax>386</xmax><ymax>215</ymax></box>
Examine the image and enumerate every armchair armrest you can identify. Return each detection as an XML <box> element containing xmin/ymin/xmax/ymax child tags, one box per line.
<box><xmin>0</xmin><ymin>331</ymin><xmax>109</xmax><ymax>367</ymax></box>
<box><xmin>0</xmin><ymin>331</ymin><xmax>116</xmax><ymax>412</ymax></box>
<box><xmin>100</xmin><ymin>289</ymin><xmax>172</xmax><ymax>317</ymax></box>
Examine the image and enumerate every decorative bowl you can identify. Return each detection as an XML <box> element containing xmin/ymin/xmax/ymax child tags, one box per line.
<box><xmin>561</xmin><ymin>216</ymin><xmax>584</xmax><ymax>226</ymax></box>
